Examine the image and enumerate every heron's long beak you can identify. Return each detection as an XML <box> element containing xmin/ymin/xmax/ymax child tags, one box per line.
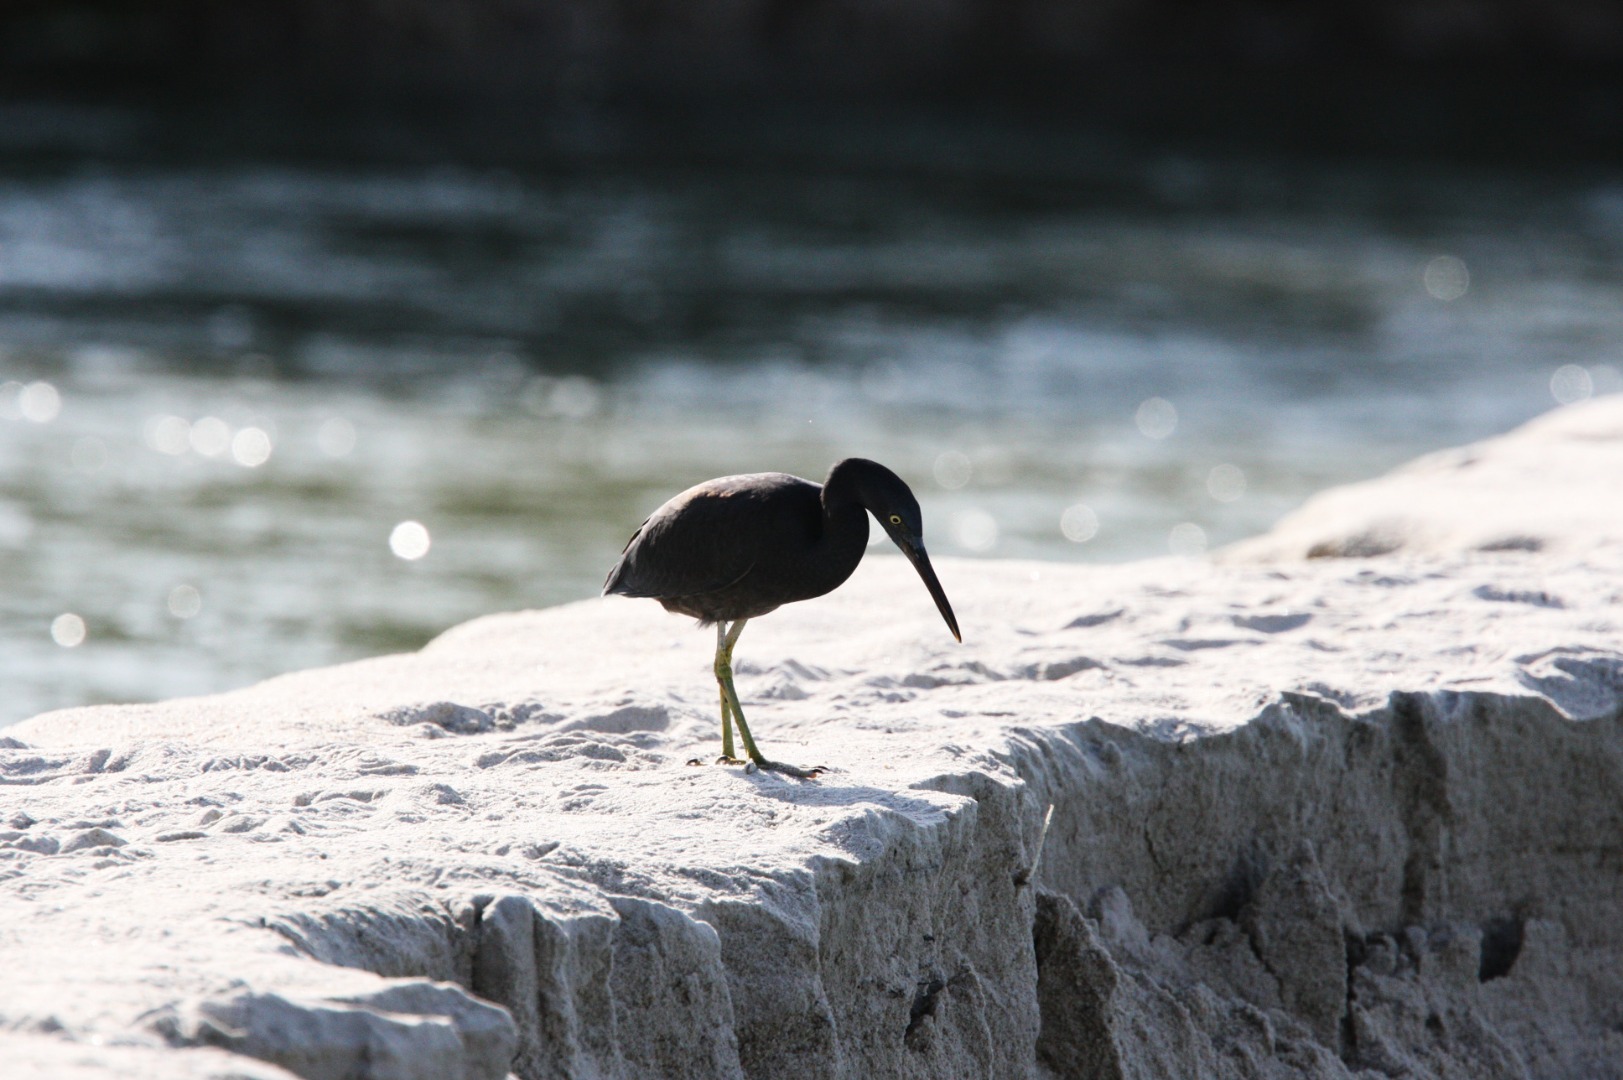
<box><xmin>899</xmin><ymin>540</ymin><xmax>961</xmax><ymax>643</ymax></box>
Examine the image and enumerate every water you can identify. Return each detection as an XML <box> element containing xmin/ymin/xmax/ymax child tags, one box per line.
<box><xmin>4</xmin><ymin>149</ymin><xmax>1622</xmax><ymax>726</ymax></box>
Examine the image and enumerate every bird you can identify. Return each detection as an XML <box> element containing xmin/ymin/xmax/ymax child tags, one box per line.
<box><xmin>603</xmin><ymin>458</ymin><xmax>960</xmax><ymax>778</ymax></box>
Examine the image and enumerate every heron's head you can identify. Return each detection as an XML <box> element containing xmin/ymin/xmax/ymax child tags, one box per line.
<box><xmin>873</xmin><ymin>489</ymin><xmax>924</xmax><ymax>551</ymax></box>
<box><xmin>828</xmin><ymin>458</ymin><xmax>961</xmax><ymax>643</ymax></box>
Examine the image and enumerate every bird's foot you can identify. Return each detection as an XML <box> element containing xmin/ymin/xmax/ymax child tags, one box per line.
<box><xmin>704</xmin><ymin>753</ymin><xmax>823</xmax><ymax>779</ymax></box>
<box><xmin>757</xmin><ymin>759</ymin><xmax>825</xmax><ymax>780</ymax></box>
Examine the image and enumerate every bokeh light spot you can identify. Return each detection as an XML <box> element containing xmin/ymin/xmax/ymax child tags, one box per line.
<box><xmin>1135</xmin><ymin>397</ymin><xmax>1178</xmax><ymax>439</ymax></box>
<box><xmin>231</xmin><ymin>427</ymin><xmax>273</xmax><ymax>467</ymax></box>
<box><xmin>145</xmin><ymin>415</ymin><xmax>192</xmax><ymax>455</ymax></box>
<box><xmin>933</xmin><ymin>450</ymin><xmax>971</xmax><ymax>489</ymax></box>
<box><xmin>1169</xmin><ymin>522</ymin><xmax>1208</xmax><ymax>557</ymax></box>
<box><xmin>866</xmin><ymin>513</ymin><xmax>888</xmax><ymax>546</ymax></box>
<box><xmin>390</xmin><ymin>520</ymin><xmax>432</xmax><ymax>560</ymax></box>
<box><xmin>189</xmin><ymin>416</ymin><xmax>232</xmax><ymax>457</ymax></box>
<box><xmin>167</xmin><ymin>584</ymin><xmax>202</xmax><ymax>619</ymax></box>
<box><xmin>952</xmin><ymin>509</ymin><xmax>999</xmax><ymax>552</ymax></box>
<box><xmin>1060</xmin><ymin>503</ymin><xmax>1099</xmax><ymax>543</ymax></box>
<box><xmin>1206</xmin><ymin>463</ymin><xmax>1247</xmax><ymax>502</ymax></box>
<box><xmin>1550</xmin><ymin>364</ymin><xmax>1594</xmax><ymax>405</ymax></box>
<box><xmin>1423</xmin><ymin>255</ymin><xmax>1469</xmax><ymax>301</ymax></box>
<box><xmin>51</xmin><ymin>612</ymin><xmax>86</xmax><ymax>647</ymax></box>
<box><xmin>20</xmin><ymin>381</ymin><xmax>61</xmax><ymax>423</ymax></box>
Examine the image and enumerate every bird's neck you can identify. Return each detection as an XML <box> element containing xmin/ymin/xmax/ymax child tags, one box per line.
<box><xmin>813</xmin><ymin>485</ymin><xmax>871</xmax><ymax>591</ymax></box>
<box><xmin>821</xmin><ymin>458</ymin><xmax>882</xmax><ymax>516</ymax></box>
<box><xmin>817</xmin><ymin>458</ymin><xmax>891</xmax><ymax>583</ymax></box>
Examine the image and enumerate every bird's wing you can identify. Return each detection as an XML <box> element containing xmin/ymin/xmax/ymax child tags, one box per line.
<box><xmin>601</xmin><ymin>519</ymin><xmax>648</xmax><ymax>594</ymax></box>
<box><xmin>602</xmin><ymin>482</ymin><xmax>782</xmax><ymax>600</ymax></box>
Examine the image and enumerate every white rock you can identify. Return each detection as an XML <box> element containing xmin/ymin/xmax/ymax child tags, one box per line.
<box><xmin>4</xmin><ymin>398</ymin><xmax>1623</xmax><ymax>1079</ymax></box>
<box><xmin>1222</xmin><ymin>394</ymin><xmax>1623</xmax><ymax>560</ymax></box>
<box><xmin>0</xmin><ymin>1031</ymin><xmax>299</xmax><ymax>1079</ymax></box>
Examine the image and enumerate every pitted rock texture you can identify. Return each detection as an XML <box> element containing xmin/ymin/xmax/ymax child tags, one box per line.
<box><xmin>1222</xmin><ymin>395</ymin><xmax>1623</xmax><ymax>561</ymax></box>
<box><xmin>3</xmin><ymin>397</ymin><xmax>1622</xmax><ymax>1079</ymax></box>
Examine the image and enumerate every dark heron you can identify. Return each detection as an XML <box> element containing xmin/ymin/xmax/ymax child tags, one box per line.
<box><xmin>603</xmin><ymin>458</ymin><xmax>960</xmax><ymax>778</ymax></box>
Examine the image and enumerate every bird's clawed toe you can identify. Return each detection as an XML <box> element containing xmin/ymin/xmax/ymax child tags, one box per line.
<box><xmin>760</xmin><ymin>760</ymin><xmax>824</xmax><ymax>780</ymax></box>
<box><xmin>704</xmin><ymin>755</ymin><xmax>823</xmax><ymax>779</ymax></box>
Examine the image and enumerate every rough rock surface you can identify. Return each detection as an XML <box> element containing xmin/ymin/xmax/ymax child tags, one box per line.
<box><xmin>4</xmin><ymin>397</ymin><xmax>1623</xmax><ymax>1080</ymax></box>
<box><xmin>1222</xmin><ymin>397</ymin><xmax>1623</xmax><ymax>561</ymax></box>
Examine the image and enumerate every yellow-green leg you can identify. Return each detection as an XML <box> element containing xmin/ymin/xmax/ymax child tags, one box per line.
<box><xmin>715</xmin><ymin>623</ymin><xmax>740</xmax><ymax>763</ymax></box>
<box><xmin>712</xmin><ymin>619</ymin><xmax>821</xmax><ymax>779</ymax></box>
<box><xmin>719</xmin><ymin>684</ymin><xmax>736</xmax><ymax>760</ymax></box>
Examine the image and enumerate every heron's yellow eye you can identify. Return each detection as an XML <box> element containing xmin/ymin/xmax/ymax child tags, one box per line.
<box><xmin>889</xmin><ymin>514</ymin><xmax>902</xmax><ymax>525</ymax></box>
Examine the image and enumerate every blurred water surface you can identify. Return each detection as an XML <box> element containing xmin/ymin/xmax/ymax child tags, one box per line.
<box><xmin>3</xmin><ymin>150</ymin><xmax>1622</xmax><ymax>725</ymax></box>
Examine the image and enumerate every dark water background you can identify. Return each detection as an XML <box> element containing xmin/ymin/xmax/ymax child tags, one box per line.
<box><xmin>3</xmin><ymin>129</ymin><xmax>1621</xmax><ymax>725</ymax></box>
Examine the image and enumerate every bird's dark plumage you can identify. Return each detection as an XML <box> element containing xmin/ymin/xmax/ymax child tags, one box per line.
<box><xmin>602</xmin><ymin>458</ymin><xmax>960</xmax><ymax>776</ymax></box>
<box><xmin>605</xmin><ymin>471</ymin><xmax>865</xmax><ymax>623</ymax></box>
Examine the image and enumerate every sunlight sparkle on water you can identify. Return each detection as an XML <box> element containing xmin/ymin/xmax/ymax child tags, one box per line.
<box><xmin>167</xmin><ymin>584</ymin><xmax>202</xmax><ymax>619</ymax></box>
<box><xmin>51</xmin><ymin>613</ymin><xmax>86</xmax><ymax>647</ymax></box>
<box><xmin>1550</xmin><ymin>365</ymin><xmax>1594</xmax><ymax>405</ymax></box>
<box><xmin>20</xmin><ymin>381</ymin><xmax>61</xmax><ymax>423</ymax></box>
<box><xmin>390</xmin><ymin>520</ymin><xmax>432</xmax><ymax>560</ymax></box>
<box><xmin>1206</xmin><ymin>464</ymin><xmax>1247</xmax><ymax>502</ymax></box>
<box><xmin>231</xmin><ymin>427</ymin><xmax>273</xmax><ymax>467</ymax></box>
<box><xmin>866</xmin><ymin>512</ymin><xmax>888</xmax><ymax>546</ymax></box>
<box><xmin>1135</xmin><ymin>397</ymin><xmax>1178</xmax><ymax>439</ymax></box>
<box><xmin>189</xmin><ymin>417</ymin><xmax>232</xmax><ymax>457</ymax></box>
<box><xmin>1060</xmin><ymin>503</ymin><xmax>1100</xmax><ymax>543</ymax></box>
<box><xmin>1424</xmin><ymin>255</ymin><xmax>1470</xmax><ymax>301</ymax></box>
<box><xmin>952</xmin><ymin>509</ymin><xmax>999</xmax><ymax>552</ymax></box>
<box><xmin>145</xmin><ymin>415</ymin><xmax>191</xmax><ymax>455</ymax></box>
<box><xmin>1169</xmin><ymin>522</ymin><xmax>1208</xmax><ymax>557</ymax></box>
